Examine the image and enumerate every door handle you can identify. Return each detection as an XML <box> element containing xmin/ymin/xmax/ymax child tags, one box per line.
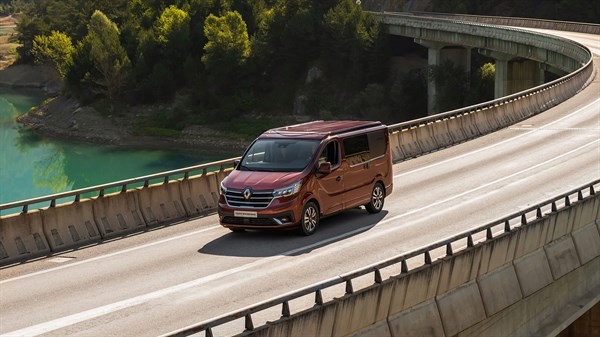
<box><xmin>336</xmin><ymin>176</ymin><xmax>342</xmax><ymax>182</ymax></box>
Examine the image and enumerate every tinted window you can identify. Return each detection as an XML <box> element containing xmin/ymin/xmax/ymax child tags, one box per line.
<box><xmin>368</xmin><ymin>130</ymin><xmax>387</xmax><ymax>158</ymax></box>
<box><xmin>343</xmin><ymin>130</ymin><xmax>387</xmax><ymax>165</ymax></box>
<box><xmin>344</xmin><ymin>134</ymin><xmax>370</xmax><ymax>165</ymax></box>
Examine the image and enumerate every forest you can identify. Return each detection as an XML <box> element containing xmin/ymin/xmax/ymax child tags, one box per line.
<box><xmin>6</xmin><ymin>0</ymin><xmax>402</xmax><ymax>131</ymax></box>
<box><xmin>2</xmin><ymin>0</ymin><xmax>594</xmax><ymax>136</ymax></box>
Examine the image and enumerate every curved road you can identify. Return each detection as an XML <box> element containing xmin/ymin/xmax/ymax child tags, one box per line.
<box><xmin>1</xmin><ymin>29</ymin><xmax>599</xmax><ymax>336</ymax></box>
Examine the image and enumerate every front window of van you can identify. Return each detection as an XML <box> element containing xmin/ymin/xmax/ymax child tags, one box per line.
<box><xmin>239</xmin><ymin>139</ymin><xmax>320</xmax><ymax>172</ymax></box>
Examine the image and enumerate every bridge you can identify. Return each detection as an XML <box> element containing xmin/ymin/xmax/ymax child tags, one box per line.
<box><xmin>0</xmin><ymin>12</ymin><xmax>599</xmax><ymax>337</ymax></box>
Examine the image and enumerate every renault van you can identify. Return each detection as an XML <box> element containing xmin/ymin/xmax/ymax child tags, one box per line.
<box><xmin>218</xmin><ymin>120</ymin><xmax>393</xmax><ymax>235</ymax></box>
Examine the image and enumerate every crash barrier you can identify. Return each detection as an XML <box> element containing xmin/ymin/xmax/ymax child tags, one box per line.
<box><xmin>408</xmin><ymin>12</ymin><xmax>600</xmax><ymax>35</ymax></box>
<box><xmin>1</xmin><ymin>13</ymin><xmax>596</xmax><ymax>263</ymax></box>
<box><xmin>0</xmin><ymin>158</ymin><xmax>237</xmax><ymax>266</ymax></box>
<box><xmin>380</xmin><ymin>12</ymin><xmax>596</xmax><ymax>162</ymax></box>
<box><xmin>163</xmin><ymin>179</ymin><xmax>600</xmax><ymax>337</ymax></box>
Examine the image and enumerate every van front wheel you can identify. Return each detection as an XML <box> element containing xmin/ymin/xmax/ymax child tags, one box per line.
<box><xmin>299</xmin><ymin>202</ymin><xmax>319</xmax><ymax>236</ymax></box>
<box><xmin>365</xmin><ymin>183</ymin><xmax>385</xmax><ymax>214</ymax></box>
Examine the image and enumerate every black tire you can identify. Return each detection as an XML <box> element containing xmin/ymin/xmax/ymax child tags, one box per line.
<box><xmin>228</xmin><ymin>227</ymin><xmax>245</xmax><ymax>233</ymax></box>
<box><xmin>299</xmin><ymin>202</ymin><xmax>319</xmax><ymax>236</ymax></box>
<box><xmin>365</xmin><ymin>183</ymin><xmax>385</xmax><ymax>214</ymax></box>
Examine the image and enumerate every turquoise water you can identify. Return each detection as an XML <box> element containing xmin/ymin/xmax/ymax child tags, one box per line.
<box><xmin>0</xmin><ymin>88</ymin><xmax>233</xmax><ymax>214</ymax></box>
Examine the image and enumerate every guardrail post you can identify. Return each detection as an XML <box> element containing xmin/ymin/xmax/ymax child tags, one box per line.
<box><xmin>184</xmin><ymin>172</ymin><xmax>189</xmax><ymax>180</ymax></box>
<box><xmin>346</xmin><ymin>279</ymin><xmax>354</xmax><ymax>294</ymax></box>
<box><xmin>50</xmin><ymin>199</ymin><xmax>56</xmax><ymax>207</ymax></box>
<box><xmin>521</xmin><ymin>214</ymin><xmax>527</xmax><ymax>225</ymax></box>
<box><xmin>99</xmin><ymin>189</ymin><xmax>105</xmax><ymax>198</ymax></box>
<box><xmin>21</xmin><ymin>204</ymin><xmax>28</xmax><ymax>214</ymax></box>
<box><xmin>401</xmin><ymin>259</ymin><xmax>408</xmax><ymax>273</ymax></box>
<box><xmin>578</xmin><ymin>190</ymin><xmax>583</xmax><ymax>200</ymax></box>
<box><xmin>206</xmin><ymin>327</ymin><xmax>213</xmax><ymax>337</ymax></box>
<box><xmin>552</xmin><ymin>201</ymin><xmax>558</xmax><ymax>212</ymax></box>
<box><xmin>536</xmin><ymin>208</ymin><xmax>543</xmax><ymax>218</ymax></box>
<box><xmin>74</xmin><ymin>194</ymin><xmax>80</xmax><ymax>202</ymax></box>
<box><xmin>591</xmin><ymin>185</ymin><xmax>596</xmax><ymax>195</ymax></box>
<box><xmin>164</xmin><ymin>176</ymin><xmax>169</xmax><ymax>184</ymax></box>
<box><xmin>504</xmin><ymin>220</ymin><xmax>511</xmax><ymax>232</ymax></box>
<box><xmin>446</xmin><ymin>242</ymin><xmax>453</xmax><ymax>256</ymax></box>
<box><xmin>374</xmin><ymin>268</ymin><xmax>383</xmax><ymax>283</ymax></box>
<box><xmin>121</xmin><ymin>185</ymin><xmax>127</xmax><ymax>193</ymax></box>
<box><xmin>565</xmin><ymin>195</ymin><xmax>571</xmax><ymax>206</ymax></box>
<box><xmin>486</xmin><ymin>228</ymin><xmax>493</xmax><ymax>240</ymax></box>
<box><xmin>144</xmin><ymin>180</ymin><xmax>149</xmax><ymax>188</ymax></box>
<box><xmin>244</xmin><ymin>313</ymin><xmax>254</xmax><ymax>331</ymax></box>
<box><xmin>467</xmin><ymin>235</ymin><xmax>474</xmax><ymax>247</ymax></box>
<box><xmin>315</xmin><ymin>289</ymin><xmax>323</xmax><ymax>305</ymax></box>
<box><xmin>281</xmin><ymin>301</ymin><xmax>290</xmax><ymax>318</ymax></box>
<box><xmin>424</xmin><ymin>251</ymin><xmax>432</xmax><ymax>264</ymax></box>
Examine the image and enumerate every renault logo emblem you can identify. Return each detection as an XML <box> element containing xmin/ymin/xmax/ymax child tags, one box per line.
<box><xmin>243</xmin><ymin>187</ymin><xmax>252</xmax><ymax>200</ymax></box>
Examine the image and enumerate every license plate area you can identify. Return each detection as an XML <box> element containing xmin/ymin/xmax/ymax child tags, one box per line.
<box><xmin>234</xmin><ymin>210</ymin><xmax>258</xmax><ymax>218</ymax></box>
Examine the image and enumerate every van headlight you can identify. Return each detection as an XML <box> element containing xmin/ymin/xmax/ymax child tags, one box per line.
<box><xmin>220</xmin><ymin>181</ymin><xmax>227</xmax><ymax>195</ymax></box>
<box><xmin>273</xmin><ymin>181</ymin><xmax>302</xmax><ymax>198</ymax></box>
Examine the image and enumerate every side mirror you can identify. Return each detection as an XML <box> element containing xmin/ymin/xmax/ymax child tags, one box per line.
<box><xmin>317</xmin><ymin>162</ymin><xmax>332</xmax><ymax>174</ymax></box>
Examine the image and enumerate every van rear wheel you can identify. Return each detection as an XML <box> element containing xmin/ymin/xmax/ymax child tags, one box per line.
<box><xmin>365</xmin><ymin>183</ymin><xmax>385</xmax><ymax>214</ymax></box>
<box><xmin>299</xmin><ymin>202</ymin><xmax>319</xmax><ymax>236</ymax></box>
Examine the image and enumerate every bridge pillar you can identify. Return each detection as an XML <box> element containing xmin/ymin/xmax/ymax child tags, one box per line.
<box><xmin>480</xmin><ymin>49</ymin><xmax>545</xmax><ymax>99</ymax></box>
<box><xmin>415</xmin><ymin>39</ymin><xmax>472</xmax><ymax>115</ymax></box>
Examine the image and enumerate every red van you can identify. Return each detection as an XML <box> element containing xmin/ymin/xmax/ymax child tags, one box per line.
<box><xmin>218</xmin><ymin>120</ymin><xmax>393</xmax><ymax>235</ymax></box>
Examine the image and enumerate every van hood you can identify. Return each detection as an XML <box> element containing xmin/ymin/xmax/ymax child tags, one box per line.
<box><xmin>224</xmin><ymin>170</ymin><xmax>304</xmax><ymax>190</ymax></box>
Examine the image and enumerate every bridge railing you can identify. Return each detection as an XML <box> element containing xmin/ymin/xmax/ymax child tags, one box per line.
<box><xmin>163</xmin><ymin>179</ymin><xmax>600</xmax><ymax>337</ymax></box>
<box><xmin>408</xmin><ymin>11</ymin><xmax>600</xmax><ymax>35</ymax></box>
<box><xmin>0</xmin><ymin>158</ymin><xmax>238</xmax><ymax>215</ymax></box>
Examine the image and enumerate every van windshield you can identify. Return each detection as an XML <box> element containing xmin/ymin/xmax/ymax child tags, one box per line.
<box><xmin>239</xmin><ymin>139</ymin><xmax>320</xmax><ymax>172</ymax></box>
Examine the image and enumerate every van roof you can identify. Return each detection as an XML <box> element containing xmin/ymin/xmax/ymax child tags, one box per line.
<box><xmin>261</xmin><ymin>120</ymin><xmax>384</xmax><ymax>139</ymax></box>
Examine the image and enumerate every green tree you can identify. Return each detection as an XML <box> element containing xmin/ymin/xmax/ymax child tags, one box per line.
<box><xmin>202</xmin><ymin>11</ymin><xmax>250</xmax><ymax>72</ymax></box>
<box><xmin>31</xmin><ymin>31</ymin><xmax>74</xmax><ymax>78</ymax></box>
<box><xmin>86</xmin><ymin>10</ymin><xmax>132</xmax><ymax>101</ymax></box>
<box><xmin>155</xmin><ymin>5</ymin><xmax>191</xmax><ymax>76</ymax></box>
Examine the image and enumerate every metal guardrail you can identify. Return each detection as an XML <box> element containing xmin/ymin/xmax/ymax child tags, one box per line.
<box><xmin>164</xmin><ymin>179</ymin><xmax>600</xmax><ymax>337</ymax></box>
<box><xmin>408</xmin><ymin>11</ymin><xmax>600</xmax><ymax>35</ymax></box>
<box><xmin>0</xmin><ymin>158</ymin><xmax>239</xmax><ymax>215</ymax></box>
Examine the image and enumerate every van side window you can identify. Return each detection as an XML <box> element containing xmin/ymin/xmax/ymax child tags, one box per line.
<box><xmin>344</xmin><ymin>134</ymin><xmax>370</xmax><ymax>165</ymax></box>
<box><xmin>318</xmin><ymin>141</ymin><xmax>340</xmax><ymax>167</ymax></box>
<box><xmin>368</xmin><ymin>130</ymin><xmax>387</xmax><ymax>158</ymax></box>
<box><xmin>344</xmin><ymin>130</ymin><xmax>387</xmax><ymax>166</ymax></box>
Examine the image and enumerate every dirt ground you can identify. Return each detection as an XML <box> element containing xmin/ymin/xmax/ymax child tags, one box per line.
<box><xmin>0</xmin><ymin>15</ymin><xmax>18</xmax><ymax>69</ymax></box>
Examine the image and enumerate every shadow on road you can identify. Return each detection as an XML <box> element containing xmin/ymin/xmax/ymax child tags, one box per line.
<box><xmin>198</xmin><ymin>208</ymin><xmax>388</xmax><ymax>257</ymax></box>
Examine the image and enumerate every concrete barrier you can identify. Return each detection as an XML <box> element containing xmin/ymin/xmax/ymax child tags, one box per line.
<box><xmin>544</xmin><ymin>235</ymin><xmax>581</xmax><ymax>280</ymax></box>
<box><xmin>250</xmin><ymin>300</ymin><xmax>338</xmax><ymax>337</ymax></box>
<box><xmin>332</xmin><ymin>284</ymin><xmax>385</xmax><ymax>336</ymax></box>
<box><xmin>398</xmin><ymin>128</ymin><xmax>422</xmax><ymax>158</ymax></box>
<box><xmin>137</xmin><ymin>180</ymin><xmax>188</xmax><ymax>226</ymax></box>
<box><xmin>571</xmin><ymin>222</ymin><xmax>600</xmax><ymax>265</ymax></box>
<box><xmin>0</xmin><ymin>211</ymin><xmax>49</xmax><ymax>265</ymax></box>
<box><xmin>179</xmin><ymin>175</ymin><xmax>219</xmax><ymax>217</ymax></box>
<box><xmin>477</xmin><ymin>263</ymin><xmax>523</xmax><ymax>316</ymax></box>
<box><xmin>415</xmin><ymin>123</ymin><xmax>438</xmax><ymax>154</ymax></box>
<box><xmin>387</xmin><ymin>299</ymin><xmax>444</xmax><ymax>337</ymax></box>
<box><xmin>436</xmin><ymin>280</ymin><xmax>487</xmax><ymax>336</ymax></box>
<box><xmin>40</xmin><ymin>200</ymin><xmax>101</xmax><ymax>251</ymax></box>
<box><xmin>513</xmin><ymin>248</ymin><xmax>554</xmax><ymax>297</ymax></box>
<box><xmin>388</xmin><ymin>131</ymin><xmax>404</xmax><ymax>162</ymax></box>
<box><xmin>389</xmin><ymin>262</ymin><xmax>442</xmax><ymax>314</ymax></box>
<box><xmin>91</xmin><ymin>190</ymin><xmax>146</xmax><ymax>239</ymax></box>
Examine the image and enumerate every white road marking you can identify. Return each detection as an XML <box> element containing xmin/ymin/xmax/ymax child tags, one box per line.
<box><xmin>4</xmin><ymin>137</ymin><xmax>599</xmax><ymax>337</ymax></box>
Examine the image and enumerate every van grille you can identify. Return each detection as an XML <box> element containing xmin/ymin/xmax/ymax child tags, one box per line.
<box><xmin>225</xmin><ymin>189</ymin><xmax>273</xmax><ymax>208</ymax></box>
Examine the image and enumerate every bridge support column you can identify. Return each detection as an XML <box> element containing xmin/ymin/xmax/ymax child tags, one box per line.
<box><xmin>415</xmin><ymin>39</ymin><xmax>472</xmax><ymax>115</ymax></box>
<box><xmin>480</xmin><ymin>49</ymin><xmax>545</xmax><ymax>98</ymax></box>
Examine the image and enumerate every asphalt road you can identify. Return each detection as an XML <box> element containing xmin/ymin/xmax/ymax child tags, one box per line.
<box><xmin>1</xmin><ymin>29</ymin><xmax>598</xmax><ymax>337</ymax></box>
